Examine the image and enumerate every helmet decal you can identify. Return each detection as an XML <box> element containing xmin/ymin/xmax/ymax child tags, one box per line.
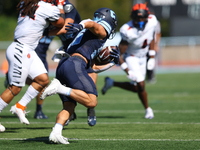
<box><xmin>93</xmin><ymin>8</ymin><xmax>118</xmax><ymax>38</ymax></box>
<box><xmin>110</xmin><ymin>10</ymin><xmax>116</xmax><ymax>20</ymax></box>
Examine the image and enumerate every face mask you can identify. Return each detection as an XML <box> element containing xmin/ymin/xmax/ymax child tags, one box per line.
<box><xmin>138</xmin><ymin>21</ymin><xmax>145</xmax><ymax>30</ymax></box>
<box><xmin>93</xmin><ymin>16</ymin><xmax>102</xmax><ymax>22</ymax></box>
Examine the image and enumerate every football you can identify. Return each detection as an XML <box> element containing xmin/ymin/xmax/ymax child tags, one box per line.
<box><xmin>94</xmin><ymin>46</ymin><xmax>118</xmax><ymax>65</ymax></box>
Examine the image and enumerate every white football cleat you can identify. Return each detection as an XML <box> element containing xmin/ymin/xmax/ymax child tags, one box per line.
<box><xmin>0</xmin><ymin>123</ymin><xmax>6</xmax><ymax>132</ymax></box>
<box><xmin>40</xmin><ymin>78</ymin><xmax>61</xmax><ymax>100</ymax></box>
<box><xmin>145</xmin><ymin>107</ymin><xmax>154</xmax><ymax>119</ymax></box>
<box><xmin>49</xmin><ymin>130</ymin><xmax>69</xmax><ymax>144</ymax></box>
<box><xmin>10</xmin><ymin>105</ymin><xmax>30</xmax><ymax>125</ymax></box>
<box><xmin>101</xmin><ymin>77</ymin><xmax>114</xmax><ymax>95</ymax></box>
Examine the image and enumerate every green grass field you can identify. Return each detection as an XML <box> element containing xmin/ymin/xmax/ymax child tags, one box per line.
<box><xmin>0</xmin><ymin>72</ymin><xmax>200</xmax><ymax>150</ymax></box>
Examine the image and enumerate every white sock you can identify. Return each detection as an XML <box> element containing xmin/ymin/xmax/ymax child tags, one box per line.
<box><xmin>18</xmin><ymin>85</ymin><xmax>39</xmax><ymax>106</ymax></box>
<box><xmin>53</xmin><ymin>123</ymin><xmax>63</xmax><ymax>134</ymax></box>
<box><xmin>0</xmin><ymin>98</ymin><xmax>8</xmax><ymax>112</ymax></box>
<box><xmin>57</xmin><ymin>84</ymin><xmax>72</xmax><ymax>96</ymax></box>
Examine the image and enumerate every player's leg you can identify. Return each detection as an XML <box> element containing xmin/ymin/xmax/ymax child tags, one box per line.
<box><xmin>101</xmin><ymin>77</ymin><xmax>139</xmax><ymax>94</ymax></box>
<box><xmin>87</xmin><ymin>107</ymin><xmax>96</xmax><ymax>126</ymax></box>
<box><xmin>49</xmin><ymin>97</ymin><xmax>76</xmax><ymax>144</ymax></box>
<box><xmin>0</xmin><ymin>85</ymin><xmax>22</xmax><ymax>125</ymax></box>
<box><xmin>25</xmin><ymin>76</ymin><xmax>48</xmax><ymax>119</ymax></box>
<box><xmin>87</xmin><ymin>72</ymin><xmax>97</xmax><ymax>126</ymax></box>
<box><xmin>136</xmin><ymin>80</ymin><xmax>154</xmax><ymax>119</ymax></box>
<box><xmin>42</xmin><ymin>79</ymin><xmax>97</xmax><ymax>107</ymax></box>
<box><xmin>41</xmin><ymin>56</ymin><xmax>98</xmax><ymax>108</ymax></box>
<box><xmin>136</xmin><ymin>81</ymin><xmax>148</xmax><ymax>109</ymax></box>
<box><xmin>66</xmin><ymin>72</ymin><xmax>97</xmax><ymax>126</ymax></box>
<box><xmin>1</xmin><ymin>42</ymin><xmax>30</xmax><ymax>124</ymax></box>
<box><xmin>34</xmin><ymin>42</ymin><xmax>50</xmax><ymax>119</ymax></box>
<box><xmin>101</xmin><ymin>56</ymin><xmax>139</xmax><ymax>94</ymax></box>
<box><xmin>10</xmin><ymin>51</ymin><xmax>49</xmax><ymax>124</ymax></box>
<box><xmin>64</xmin><ymin>112</ymin><xmax>77</xmax><ymax>126</ymax></box>
<box><xmin>132</xmin><ymin>57</ymin><xmax>154</xmax><ymax>119</ymax></box>
<box><xmin>0</xmin><ymin>42</ymin><xmax>23</xmax><ymax>103</ymax></box>
<box><xmin>34</xmin><ymin>93</ymin><xmax>48</xmax><ymax>119</ymax></box>
<box><xmin>101</xmin><ymin>76</ymin><xmax>114</xmax><ymax>95</ymax></box>
<box><xmin>10</xmin><ymin>73</ymin><xmax>49</xmax><ymax>124</ymax></box>
<box><xmin>0</xmin><ymin>85</ymin><xmax>22</xmax><ymax>111</ymax></box>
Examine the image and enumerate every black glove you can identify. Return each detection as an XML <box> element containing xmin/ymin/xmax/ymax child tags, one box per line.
<box><xmin>65</xmin><ymin>23</ymin><xmax>83</xmax><ymax>38</ymax></box>
<box><xmin>110</xmin><ymin>48</ymin><xmax>120</xmax><ymax>64</ymax></box>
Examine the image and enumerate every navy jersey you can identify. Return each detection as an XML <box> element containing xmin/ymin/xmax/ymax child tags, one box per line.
<box><xmin>36</xmin><ymin>1</ymin><xmax>81</xmax><ymax>71</ymax></box>
<box><xmin>66</xmin><ymin>29</ymin><xmax>107</xmax><ymax>68</ymax></box>
<box><xmin>58</xmin><ymin>1</ymin><xmax>81</xmax><ymax>49</ymax></box>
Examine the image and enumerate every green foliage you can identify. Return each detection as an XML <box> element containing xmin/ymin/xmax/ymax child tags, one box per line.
<box><xmin>0</xmin><ymin>0</ymin><xmax>171</xmax><ymax>40</ymax></box>
<box><xmin>0</xmin><ymin>15</ymin><xmax>17</xmax><ymax>40</ymax></box>
<box><xmin>0</xmin><ymin>0</ymin><xmax>19</xmax><ymax>17</ymax></box>
<box><xmin>0</xmin><ymin>73</ymin><xmax>200</xmax><ymax>149</ymax></box>
<box><xmin>76</xmin><ymin>0</ymin><xmax>132</xmax><ymax>31</ymax></box>
<box><xmin>159</xmin><ymin>19</ymin><xmax>170</xmax><ymax>37</ymax></box>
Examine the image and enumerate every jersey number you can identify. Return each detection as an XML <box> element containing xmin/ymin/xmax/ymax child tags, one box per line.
<box><xmin>141</xmin><ymin>39</ymin><xmax>147</xmax><ymax>48</ymax></box>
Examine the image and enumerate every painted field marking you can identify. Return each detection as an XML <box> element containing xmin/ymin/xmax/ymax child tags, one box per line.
<box><xmin>0</xmin><ymin>138</ymin><xmax>199</xmax><ymax>142</ymax></box>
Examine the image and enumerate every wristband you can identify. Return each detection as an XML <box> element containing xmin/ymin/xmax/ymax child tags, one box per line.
<box><xmin>120</xmin><ymin>62</ymin><xmax>128</xmax><ymax>70</ymax></box>
<box><xmin>149</xmin><ymin>50</ymin><xmax>156</xmax><ymax>56</ymax></box>
<box><xmin>79</xmin><ymin>19</ymin><xmax>93</xmax><ymax>29</ymax></box>
<box><xmin>79</xmin><ymin>22</ymin><xmax>85</xmax><ymax>29</ymax></box>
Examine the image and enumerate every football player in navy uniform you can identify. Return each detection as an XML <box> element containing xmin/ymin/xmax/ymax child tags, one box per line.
<box><xmin>33</xmin><ymin>0</ymin><xmax>82</xmax><ymax>120</ymax></box>
<box><xmin>40</xmin><ymin>7</ymin><xmax>119</xmax><ymax>144</ymax></box>
<box><xmin>32</xmin><ymin>36</ymin><xmax>54</xmax><ymax>119</ymax></box>
<box><xmin>34</xmin><ymin>0</ymin><xmax>97</xmax><ymax>126</ymax></box>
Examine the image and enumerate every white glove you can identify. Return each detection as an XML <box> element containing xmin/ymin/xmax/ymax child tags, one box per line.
<box><xmin>52</xmin><ymin>47</ymin><xmax>66</xmax><ymax>62</ymax></box>
<box><xmin>51</xmin><ymin>48</ymin><xmax>65</xmax><ymax>62</ymax></box>
<box><xmin>127</xmin><ymin>70</ymin><xmax>137</xmax><ymax>81</ymax></box>
<box><xmin>147</xmin><ymin>58</ymin><xmax>155</xmax><ymax>70</ymax></box>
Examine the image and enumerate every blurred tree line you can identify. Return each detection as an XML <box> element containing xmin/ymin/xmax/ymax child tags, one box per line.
<box><xmin>0</xmin><ymin>0</ymin><xmax>168</xmax><ymax>41</ymax></box>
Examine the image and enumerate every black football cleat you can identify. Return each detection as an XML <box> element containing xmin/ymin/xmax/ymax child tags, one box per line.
<box><xmin>34</xmin><ymin>111</ymin><xmax>48</xmax><ymax>119</ymax></box>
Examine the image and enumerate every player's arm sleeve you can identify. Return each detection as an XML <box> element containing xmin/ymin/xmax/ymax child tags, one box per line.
<box><xmin>120</xmin><ymin>23</ymin><xmax>139</xmax><ymax>42</ymax></box>
<box><xmin>48</xmin><ymin>6</ymin><xmax>61</xmax><ymax>21</ymax></box>
<box><xmin>92</xmin><ymin>62</ymin><xmax>115</xmax><ymax>73</ymax></box>
<box><xmin>97</xmin><ymin>20</ymin><xmax>112</xmax><ymax>35</ymax></box>
<box><xmin>64</xmin><ymin>4</ymin><xmax>77</xmax><ymax>20</ymax></box>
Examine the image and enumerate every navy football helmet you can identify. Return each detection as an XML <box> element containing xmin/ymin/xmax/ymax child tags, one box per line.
<box><xmin>93</xmin><ymin>8</ymin><xmax>117</xmax><ymax>39</ymax></box>
<box><xmin>131</xmin><ymin>3</ymin><xmax>149</xmax><ymax>30</ymax></box>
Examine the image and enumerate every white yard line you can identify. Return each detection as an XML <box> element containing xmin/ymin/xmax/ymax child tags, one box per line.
<box><xmin>1</xmin><ymin>121</ymin><xmax>200</xmax><ymax>124</ymax></box>
<box><xmin>28</xmin><ymin>109</ymin><xmax>199</xmax><ymax>113</ymax></box>
<box><xmin>0</xmin><ymin>138</ymin><xmax>199</xmax><ymax>142</ymax></box>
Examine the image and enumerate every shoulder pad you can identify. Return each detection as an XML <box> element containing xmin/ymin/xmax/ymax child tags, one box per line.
<box><xmin>64</xmin><ymin>4</ymin><xmax>74</xmax><ymax>13</ymax></box>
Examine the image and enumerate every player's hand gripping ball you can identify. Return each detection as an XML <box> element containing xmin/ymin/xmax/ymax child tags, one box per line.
<box><xmin>94</xmin><ymin>46</ymin><xmax>119</xmax><ymax>65</ymax></box>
